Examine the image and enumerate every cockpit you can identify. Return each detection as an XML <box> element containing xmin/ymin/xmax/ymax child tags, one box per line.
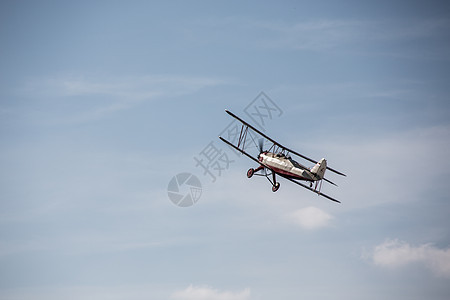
<box><xmin>275</xmin><ymin>152</ymin><xmax>291</xmax><ymax>159</ymax></box>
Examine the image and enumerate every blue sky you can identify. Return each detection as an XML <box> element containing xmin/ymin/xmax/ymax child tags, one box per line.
<box><xmin>1</xmin><ymin>1</ymin><xmax>450</xmax><ymax>299</ymax></box>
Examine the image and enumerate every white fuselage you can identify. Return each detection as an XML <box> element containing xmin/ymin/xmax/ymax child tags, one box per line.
<box><xmin>258</xmin><ymin>152</ymin><xmax>323</xmax><ymax>181</ymax></box>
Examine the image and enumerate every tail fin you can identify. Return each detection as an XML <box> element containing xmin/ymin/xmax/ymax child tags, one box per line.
<box><xmin>310</xmin><ymin>158</ymin><xmax>327</xmax><ymax>179</ymax></box>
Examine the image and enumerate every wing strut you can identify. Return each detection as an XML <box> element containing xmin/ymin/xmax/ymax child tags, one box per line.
<box><xmin>219</xmin><ymin>136</ymin><xmax>260</xmax><ymax>165</ymax></box>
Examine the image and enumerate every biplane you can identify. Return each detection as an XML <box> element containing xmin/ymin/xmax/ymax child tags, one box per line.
<box><xmin>219</xmin><ymin>109</ymin><xmax>346</xmax><ymax>203</ymax></box>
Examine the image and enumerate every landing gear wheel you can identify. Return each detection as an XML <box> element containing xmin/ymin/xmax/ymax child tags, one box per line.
<box><xmin>247</xmin><ymin>168</ymin><xmax>254</xmax><ymax>178</ymax></box>
<box><xmin>272</xmin><ymin>182</ymin><xmax>280</xmax><ymax>192</ymax></box>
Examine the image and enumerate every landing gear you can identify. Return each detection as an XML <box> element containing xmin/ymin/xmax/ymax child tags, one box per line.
<box><xmin>271</xmin><ymin>172</ymin><xmax>280</xmax><ymax>192</ymax></box>
<box><xmin>272</xmin><ymin>182</ymin><xmax>280</xmax><ymax>192</ymax></box>
<box><xmin>247</xmin><ymin>165</ymin><xmax>264</xmax><ymax>178</ymax></box>
<box><xmin>247</xmin><ymin>165</ymin><xmax>280</xmax><ymax>192</ymax></box>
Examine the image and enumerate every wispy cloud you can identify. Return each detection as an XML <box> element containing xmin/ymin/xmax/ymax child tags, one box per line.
<box><xmin>0</xmin><ymin>284</ymin><xmax>172</xmax><ymax>300</ymax></box>
<box><xmin>167</xmin><ymin>11</ymin><xmax>450</xmax><ymax>58</ymax></box>
<box><xmin>19</xmin><ymin>74</ymin><xmax>227</xmax><ymax>124</ymax></box>
<box><xmin>301</xmin><ymin>124</ymin><xmax>450</xmax><ymax>209</ymax></box>
<box><xmin>287</xmin><ymin>206</ymin><xmax>333</xmax><ymax>230</ymax></box>
<box><xmin>367</xmin><ymin>239</ymin><xmax>450</xmax><ymax>278</ymax></box>
<box><xmin>171</xmin><ymin>285</ymin><xmax>251</xmax><ymax>300</ymax></box>
<box><xmin>254</xmin><ymin>19</ymin><xmax>363</xmax><ymax>51</ymax></box>
<box><xmin>24</xmin><ymin>75</ymin><xmax>226</xmax><ymax>99</ymax></box>
<box><xmin>250</xmin><ymin>18</ymin><xmax>450</xmax><ymax>58</ymax></box>
<box><xmin>0</xmin><ymin>230</ymin><xmax>192</xmax><ymax>257</ymax></box>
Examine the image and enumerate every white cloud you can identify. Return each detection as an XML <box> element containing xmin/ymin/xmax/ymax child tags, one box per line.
<box><xmin>288</xmin><ymin>206</ymin><xmax>333</xmax><ymax>230</ymax></box>
<box><xmin>369</xmin><ymin>239</ymin><xmax>450</xmax><ymax>278</ymax></box>
<box><xmin>171</xmin><ymin>285</ymin><xmax>251</xmax><ymax>300</ymax></box>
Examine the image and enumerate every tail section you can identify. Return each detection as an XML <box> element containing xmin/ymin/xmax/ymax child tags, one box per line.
<box><xmin>310</xmin><ymin>158</ymin><xmax>327</xmax><ymax>179</ymax></box>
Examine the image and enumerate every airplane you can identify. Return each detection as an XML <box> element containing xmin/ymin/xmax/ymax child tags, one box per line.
<box><xmin>219</xmin><ymin>109</ymin><xmax>346</xmax><ymax>203</ymax></box>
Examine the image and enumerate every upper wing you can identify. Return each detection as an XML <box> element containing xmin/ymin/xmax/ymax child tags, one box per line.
<box><xmin>225</xmin><ymin>109</ymin><xmax>346</xmax><ymax>177</ymax></box>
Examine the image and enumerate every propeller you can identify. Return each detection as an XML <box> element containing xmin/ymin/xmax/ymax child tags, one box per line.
<box><xmin>258</xmin><ymin>138</ymin><xmax>264</xmax><ymax>154</ymax></box>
